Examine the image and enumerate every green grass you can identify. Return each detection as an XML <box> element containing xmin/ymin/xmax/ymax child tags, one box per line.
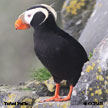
<box><xmin>31</xmin><ymin>67</ymin><xmax>51</xmax><ymax>82</ymax></box>
<box><xmin>20</xmin><ymin>87</ymin><xmax>33</xmax><ymax>91</ymax></box>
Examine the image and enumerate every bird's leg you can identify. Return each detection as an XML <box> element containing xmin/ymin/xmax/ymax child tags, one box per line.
<box><xmin>40</xmin><ymin>83</ymin><xmax>61</xmax><ymax>102</ymax></box>
<box><xmin>54</xmin><ymin>85</ymin><xmax>73</xmax><ymax>101</ymax></box>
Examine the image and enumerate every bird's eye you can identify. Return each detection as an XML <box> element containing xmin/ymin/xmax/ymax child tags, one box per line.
<box><xmin>27</xmin><ymin>14</ymin><xmax>31</xmax><ymax>17</ymax></box>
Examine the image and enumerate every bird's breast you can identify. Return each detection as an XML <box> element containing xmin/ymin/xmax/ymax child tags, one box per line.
<box><xmin>34</xmin><ymin>34</ymin><xmax>64</xmax><ymax>58</ymax></box>
<box><xmin>34</xmin><ymin>41</ymin><xmax>61</xmax><ymax>59</ymax></box>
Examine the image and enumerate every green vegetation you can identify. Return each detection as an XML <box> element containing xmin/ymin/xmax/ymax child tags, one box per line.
<box><xmin>20</xmin><ymin>87</ymin><xmax>33</xmax><ymax>91</ymax></box>
<box><xmin>31</xmin><ymin>67</ymin><xmax>51</xmax><ymax>82</ymax></box>
<box><xmin>88</xmin><ymin>52</ymin><xmax>93</xmax><ymax>60</ymax></box>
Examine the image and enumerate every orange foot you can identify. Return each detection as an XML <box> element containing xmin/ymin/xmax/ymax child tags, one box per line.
<box><xmin>54</xmin><ymin>85</ymin><xmax>73</xmax><ymax>102</ymax></box>
<box><xmin>40</xmin><ymin>84</ymin><xmax>73</xmax><ymax>102</ymax></box>
<box><xmin>40</xmin><ymin>95</ymin><xmax>61</xmax><ymax>103</ymax></box>
<box><xmin>54</xmin><ymin>96</ymin><xmax>71</xmax><ymax>101</ymax></box>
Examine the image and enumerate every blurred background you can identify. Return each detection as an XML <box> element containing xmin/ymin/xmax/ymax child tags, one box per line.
<box><xmin>0</xmin><ymin>0</ymin><xmax>64</xmax><ymax>85</ymax></box>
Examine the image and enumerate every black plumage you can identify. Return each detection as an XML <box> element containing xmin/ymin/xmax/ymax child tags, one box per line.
<box><xmin>15</xmin><ymin>4</ymin><xmax>88</xmax><ymax>102</ymax></box>
<box><xmin>31</xmin><ymin>11</ymin><xmax>88</xmax><ymax>86</ymax></box>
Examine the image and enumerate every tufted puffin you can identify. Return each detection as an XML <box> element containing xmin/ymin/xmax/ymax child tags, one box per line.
<box><xmin>15</xmin><ymin>4</ymin><xmax>88</xmax><ymax>102</ymax></box>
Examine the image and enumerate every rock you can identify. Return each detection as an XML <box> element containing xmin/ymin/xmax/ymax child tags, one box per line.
<box><xmin>0</xmin><ymin>81</ymin><xmax>43</xmax><ymax>108</ymax></box>
<box><xmin>33</xmin><ymin>97</ymin><xmax>70</xmax><ymax>108</ymax></box>
<box><xmin>70</xmin><ymin>36</ymin><xmax>108</xmax><ymax>107</ymax></box>
<box><xmin>15</xmin><ymin>80</ymin><xmax>54</xmax><ymax>97</ymax></box>
<box><xmin>43</xmin><ymin>77</ymin><xmax>69</xmax><ymax>96</ymax></box>
<box><xmin>70</xmin><ymin>104</ymin><xmax>108</xmax><ymax>108</ymax></box>
<box><xmin>19</xmin><ymin>78</ymin><xmax>69</xmax><ymax>96</ymax></box>
<box><xmin>0</xmin><ymin>78</ymin><xmax>70</xmax><ymax>108</ymax></box>
<box><xmin>79</xmin><ymin>0</ymin><xmax>108</xmax><ymax>55</ymax></box>
<box><xmin>61</xmin><ymin>0</ymin><xmax>96</xmax><ymax>40</ymax></box>
<box><xmin>0</xmin><ymin>90</ymin><xmax>38</xmax><ymax>108</ymax></box>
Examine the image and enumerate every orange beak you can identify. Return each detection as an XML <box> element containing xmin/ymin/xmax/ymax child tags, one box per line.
<box><xmin>15</xmin><ymin>18</ymin><xmax>30</xmax><ymax>30</ymax></box>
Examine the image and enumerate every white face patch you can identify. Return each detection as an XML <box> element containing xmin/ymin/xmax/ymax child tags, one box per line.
<box><xmin>18</xmin><ymin>4</ymin><xmax>57</xmax><ymax>25</ymax></box>
<box><xmin>18</xmin><ymin>8</ymin><xmax>49</xmax><ymax>25</ymax></box>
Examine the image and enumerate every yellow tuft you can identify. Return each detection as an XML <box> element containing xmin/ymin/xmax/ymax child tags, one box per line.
<box><xmin>49</xmin><ymin>103</ymin><xmax>53</xmax><ymax>106</ymax></box>
<box><xmin>99</xmin><ymin>105</ymin><xmax>103</xmax><ymax>108</ymax></box>
<box><xmin>65</xmin><ymin>0</ymin><xmax>85</xmax><ymax>15</ymax></box>
<box><xmin>70</xmin><ymin>0</ymin><xmax>77</xmax><ymax>6</ymax></box>
<box><xmin>97</xmin><ymin>86</ymin><xmax>99</xmax><ymax>88</ymax></box>
<box><xmin>8</xmin><ymin>94</ymin><xmax>16</xmax><ymax>98</ymax></box>
<box><xmin>106</xmin><ymin>76</ymin><xmax>108</xmax><ymax>80</ymax></box>
<box><xmin>7</xmin><ymin>105</ymin><xmax>15</xmax><ymax>108</ymax></box>
<box><xmin>71</xmin><ymin>9</ymin><xmax>77</xmax><ymax>15</ymax></box>
<box><xmin>44</xmin><ymin>78</ymin><xmax>55</xmax><ymax>92</ymax></box>
<box><xmin>98</xmin><ymin>66</ymin><xmax>102</xmax><ymax>72</ymax></box>
<box><xmin>62</xmin><ymin>102</ymin><xmax>70</xmax><ymax>108</ymax></box>
<box><xmin>79</xmin><ymin>2</ymin><xmax>85</xmax><ymax>6</ymax></box>
<box><xmin>43</xmin><ymin>104</ymin><xmax>46</xmax><ymax>107</ymax></box>
<box><xmin>21</xmin><ymin>105</ymin><xmax>30</xmax><ymax>108</ymax></box>
<box><xmin>96</xmin><ymin>75</ymin><xmax>104</xmax><ymax>81</ymax></box>
<box><xmin>48</xmin><ymin>84</ymin><xmax>54</xmax><ymax>92</ymax></box>
<box><xmin>95</xmin><ymin>89</ymin><xmax>102</xmax><ymax>95</ymax></box>
<box><xmin>92</xmin><ymin>63</ymin><xmax>96</xmax><ymax>67</ymax></box>
<box><xmin>91</xmin><ymin>93</ymin><xmax>94</xmax><ymax>96</ymax></box>
<box><xmin>105</xmin><ymin>89</ymin><xmax>108</xmax><ymax>94</ymax></box>
<box><xmin>21</xmin><ymin>98</ymin><xmax>33</xmax><ymax>108</ymax></box>
<box><xmin>86</xmin><ymin>65</ymin><xmax>91</xmax><ymax>72</ymax></box>
<box><xmin>22</xmin><ymin>98</ymin><xmax>32</xmax><ymax>103</ymax></box>
<box><xmin>81</xmin><ymin>0</ymin><xmax>85</xmax><ymax>2</ymax></box>
<box><xmin>57</xmin><ymin>103</ymin><xmax>60</xmax><ymax>107</ymax></box>
<box><xmin>94</xmin><ymin>98</ymin><xmax>98</xmax><ymax>102</ymax></box>
<box><xmin>6</xmin><ymin>93</ymin><xmax>16</xmax><ymax>108</ymax></box>
<box><xmin>66</xmin><ymin>6</ymin><xmax>71</xmax><ymax>13</ymax></box>
<box><xmin>35</xmin><ymin>98</ymin><xmax>40</xmax><ymax>103</ymax></box>
<box><xmin>89</xmin><ymin>88</ymin><xmax>93</xmax><ymax>91</ymax></box>
<box><xmin>87</xmin><ymin>91</ymin><xmax>89</xmax><ymax>95</ymax></box>
<box><xmin>76</xmin><ymin>3</ymin><xmax>81</xmax><ymax>9</ymax></box>
<box><xmin>82</xmin><ymin>91</ymin><xmax>85</xmax><ymax>94</ymax></box>
<box><xmin>86</xmin><ymin>64</ymin><xmax>95</xmax><ymax>72</ymax></box>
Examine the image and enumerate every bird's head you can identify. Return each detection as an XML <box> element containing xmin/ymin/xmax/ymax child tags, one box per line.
<box><xmin>15</xmin><ymin>4</ymin><xmax>57</xmax><ymax>30</ymax></box>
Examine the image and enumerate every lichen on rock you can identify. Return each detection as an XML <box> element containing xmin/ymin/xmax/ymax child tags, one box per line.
<box><xmin>71</xmin><ymin>36</ymin><xmax>108</xmax><ymax>107</ymax></box>
<box><xmin>33</xmin><ymin>97</ymin><xmax>70</xmax><ymax>108</ymax></box>
<box><xmin>61</xmin><ymin>0</ymin><xmax>96</xmax><ymax>39</ymax></box>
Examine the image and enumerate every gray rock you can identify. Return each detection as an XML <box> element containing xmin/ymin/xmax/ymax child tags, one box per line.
<box><xmin>33</xmin><ymin>97</ymin><xmax>70</xmax><ymax>108</ymax></box>
<box><xmin>61</xmin><ymin>0</ymin><xmax>96</xmax><ymax>40</ymax></box>
<box><xmin>0</xmin><ymin>90</ymin><xmax>37</xmax><ymax>108</ymax></box>
<box><xmin>70</xmin><ymin>104</ymin><xmax>108</xmax><ymax>108</ymax></box>
<box><xmin>0</xmin><ymin>79</ymin><xmax>69</xmax><ymax>108</ymax></box>
<box><xmin>70</xmin><ymin>105</ymin><xmax>98</xmax><ymax>108</ymax></box>
<box><xmin>0</xmin><ymin>81</ymin><xmax>42</xmax><ymax>108</ymax></box>
<box><xmin>71</xmin><ymin>36</ymin><xmax>108</xmax><ymax>107</ymax></box>
<box><xmin>79</xmin><ymin>0</ymin><xmax>108</xmax><ymax>55</ymax></box>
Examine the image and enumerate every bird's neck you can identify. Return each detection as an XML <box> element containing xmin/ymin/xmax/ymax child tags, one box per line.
<box><xmin>33</xmin><ymin>20</ymin><xmax>58</xmax><ymax>33</ymax></box>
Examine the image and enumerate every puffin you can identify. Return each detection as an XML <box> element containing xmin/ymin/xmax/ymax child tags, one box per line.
<box><xmin>15</xmin><ymin>4</ymin><xmax>88</xmax><ymax>102</ymax></box>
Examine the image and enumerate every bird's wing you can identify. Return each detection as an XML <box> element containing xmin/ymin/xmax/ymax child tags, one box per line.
<box><xmin>55</xmin><ymin>27</ymin><xmax>88</xmax><ymax>64</ymax></box>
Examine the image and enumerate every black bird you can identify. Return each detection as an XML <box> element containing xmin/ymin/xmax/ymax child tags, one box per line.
<box><xmin>15</xmin><ymin>4</ymin><xmax>88</xmax><ymax>102</ymax></box>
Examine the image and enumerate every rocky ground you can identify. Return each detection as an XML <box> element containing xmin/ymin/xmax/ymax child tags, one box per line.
<box><xmin>0</xmin><ymin>78</ymin><xmax>70</xmax><ymax>108</ymax></box>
